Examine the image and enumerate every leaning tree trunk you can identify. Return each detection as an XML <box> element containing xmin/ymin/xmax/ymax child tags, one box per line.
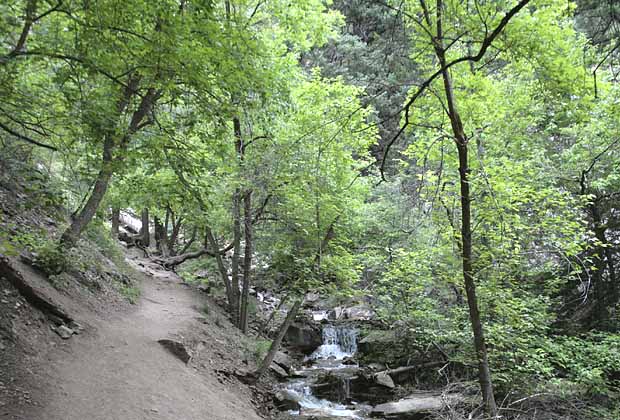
<box><xmin>436</xmin><ymin>43</ymin><xmax>498</xmax><ymax>416</ymax></box>
<box><xmin>204</xmin><ymin>227</ymin><xmax>234</xmax><ymax>312</ymax></box>
<box><xmin>61</xmin><ymin>137</ymin><xmax>114</xmax><ymax>247</ymax></box>
<box><xmin>253</xmin><ymin>298</ymin><xmax>302</xmax><ymax>381</ymax></box>
<box><xmin>239</xmin><ymin>190</ymin><xmax>253</xmax><ymax>333</ymax></box>
<box><xmin>60</xmin><ymin>78</ymin><xmax>157</xmax><ymax>248</ymax></box>
<box><xmin>457</xmin><ymin>142</ymin><xmax>497</xmax><ymax>416</ymax></box>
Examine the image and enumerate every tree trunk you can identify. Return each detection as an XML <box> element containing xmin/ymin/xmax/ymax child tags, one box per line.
<box><xmin>60</xmin><ymin>76</ymin><xmax>157</xmax><ymax>248</ymax></box>
<box><xmin>253</xmin><ymin>298</ymin><xmax>302</xmax><ymax>381</ymax></box>
<box><xmin>61</xmin><ymin>136</ymin><xmax>114</xmax><ymax>247</ymax></box>
<box><xmin>457</xmin><ymin>142</ymin><xmax>497</xmax><ymax>416</ymax></box>
<box><xmin>140</xmin><ymin>208</ymin><xmax>150</xmax><ymax>248</ymax></box>
<box><xmin>111</xmin><ymin>207</ymin><xmax>120</xmax><ymax>239</ymax></box>
<box><xmin>239</xmin><ymin>190</ymin><xmax>253</xmax><ymax>333</ymax></box>
<box><xmin>169</xmin><ymin>216</ymin><xmax>183</xmax><ymax>256</ymax></box>
<box><xmin>204</xmin><ymin>227</ymin><xmax>234</xmax><ymax>312</ymax></box>
<box><xmin>261</xmin><ymin>294</ymin><xmax>287</xmax><ymax>335</ymax></box>
<box><xmin>154</xmin><ymin>215</ymin><xmax>170</xmax><ymax>257</ymax></box>
<box><xmin>231</xmin><ymin>188</ymin><xmax>242</xmax><ymax>325</ymax></box>
<box><xmin>179</xmin><ymin>226</ymin><xmax>197</xmax><ymax>255</ymax></box>
<box><xmin>154</xmin><ymin>248</ymin><xmax>210</xmax><ymax>269</ymax></box>
<box><xmin>432</xmin><ymin>3</ymin><xmax>498</xmax><ymax>413</ymax></box>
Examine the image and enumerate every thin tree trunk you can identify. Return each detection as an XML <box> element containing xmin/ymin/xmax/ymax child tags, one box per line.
<box><xmin>154</xmin><ymin>215</ymin><xmax>170</xmax><ymax>257</ymax></box>
<box><xmin>457</xmin><ymin>143</ymin><xmax>497</xmax><ymax>416</ymax></box>
<box><xmin>179</xmin><ymin>226</ymin><xmax>197</xmax><ymax>255</ymax></box>
<box><xmin>253</xmin><ymin>298</ymin><xmax>302</xmax><ymax>381</ymax></box>
<box><xmin>1</xmin><ymin>0</ymin><xmax>37</xmax><ymax>63</ymax></box>
<box><xmin>111</xmin><ymin>207</ymin><xmax>120</xmax><ymax>239</ymax></box>
<box><xmin>432</xmin><ymin>0</ymin><xmax>497</xmax><ymax>414</ymax></box>
<box><xmin>231</xmin><ymin>188</ymin><xmax>242</xmax><ymax>325</ymax></box>
<box><xmin>140</xmin><ymin>208</ymin><xmax>150</xmax><ymax>248</ymax></box>
<box><xmin>169</xmin><ymin>216</ymin><xmax>183</xmax><ymax>256</ymax></box>
<box><xmin>204</xmin><ymin>227</ymin><xmax>234</xmax><ymax>312</ymax></box>
<box><xmin>261</xmin><ymin>294</ymin><xmax>287</xmax><ymax>335</ymax></box>
<box><xmin>239</xmin><ymin>190</ymin><xmax>253</xmax><ymax>333</ymax></box>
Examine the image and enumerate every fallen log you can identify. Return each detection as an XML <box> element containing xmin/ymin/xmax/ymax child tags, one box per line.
<box><xmin>152</xmin><ymin>242</ymin><xmax>236</xmax><ymax>270</ymax></box>
<box><xmin>153</xmin><ymin>248</ymin><xmax>210</xmax><ymax>269</ymax></box>
<box><xmin>377</xmin><ymin>361</ymin><xmax>449</xmax><ymax>377</ymax></box>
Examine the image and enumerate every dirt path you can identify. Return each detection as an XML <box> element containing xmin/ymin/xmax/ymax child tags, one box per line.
<box><xmin>23</xmin><ymin>256</ymin><xmax>262</xmax><ymax>420</ymax></box>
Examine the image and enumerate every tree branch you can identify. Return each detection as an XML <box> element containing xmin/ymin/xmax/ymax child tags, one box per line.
<box><xmin>380</xmin><ymin>0</ymin><xmax>530</xmax><ymax>180</ymax></box>
<box><xmin>0</xmin><ymin>121</ymin><xmax>57</xmax><ymax>151</ymax></box>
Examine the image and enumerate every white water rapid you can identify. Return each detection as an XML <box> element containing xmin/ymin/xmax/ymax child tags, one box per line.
<box><xmin>286</xmin><ymin>324</ymin><xmax>369</xmax><ymax>419</ymax></box>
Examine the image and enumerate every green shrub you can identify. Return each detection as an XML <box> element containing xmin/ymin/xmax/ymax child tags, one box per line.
<box><xmin>33</xmin><ymin>241</ymin><xmax>68</xmax><ymax>275</ymax></box>
<box><xmin>118</xmin><ymin>284</ymin><xmax>140</xmax><ymax>304</ymax></box>
<box><xmin>253</xmin><ymin>339</ymin><xmax>272</xmax><ymax>362</ymax></box>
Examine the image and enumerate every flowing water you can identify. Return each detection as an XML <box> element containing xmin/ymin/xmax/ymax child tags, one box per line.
<box><xmin>285</xmin><ymin>324</ymin><xmax>370</xmax><ymax>419</ymax></box>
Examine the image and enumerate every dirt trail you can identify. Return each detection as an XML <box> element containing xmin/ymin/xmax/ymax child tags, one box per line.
<box><xmin>23</xmin><ymin>255</ymin><xmax>262</xmax><ymax>420</ymax></box>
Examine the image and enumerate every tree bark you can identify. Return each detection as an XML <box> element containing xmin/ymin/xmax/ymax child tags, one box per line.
<box><xmin>111</xmin><ymin>207</ymin><xmax>120</xmax><ymax>239</ymax></box>
<box><xmin>261</xmin><ymin>294</ymin><xmax>287</xmax><ymax>335</ymax></box>
<box><xmin>253</xmin><ymin>298</ymin><xmax>302</xmax><ymax>381</ymax></box>
<box><xmin>154</xmin><ymin>248</ymin><xmax>210</xmax><ymax>269</ymax></box>
<box><xmin>61</xmin><ymin>136</ymin><xmax>114</xmax><ymax>247</ymax></box>
<box><xmin>154</xmin><ymin>215</ymin><xmax>170</xmax><ymax>257</ymax></box>
<box><xmin>60</xmin><ymin>75</ymin><xmax>157</xmax><ymax>247</ymax></box>
<box><xmin>179</xmin><ymin>226</ymin><xmax>197</xmax><ymax>255</ymax></box>
<box><xmin>205</xmin><ymin>227</ymin><xmax>234</xmax><ymax>312</ymax></box>
<box><xmin>231</xmin><ymin>188</ymin><xmax>242</xmax><ymax>325</ymax></box>
<box><xmin>239</xmin><ymin>190</ymin><xmax>253</xmax><ymax>333</ymax></box>
<box><xmin>432</xmin><ymin>0</ymin><xmax>497</xmax><ymax>415</ymax></box>
<box><xmin>169</xmin><ymin>216</ymin><xmax>183</xmax><ymax>256</ymax></box>
<box><xmin>140</xmin><ymin>208</ymin><xmax>150</xmax><ymax>248</ymax></box>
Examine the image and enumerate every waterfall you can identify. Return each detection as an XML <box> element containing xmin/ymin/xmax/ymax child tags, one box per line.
<box><xmin>310</xmin><ymin>325</ymin><xmax>358</xmax><ymax>360</ymax></box>
<box><xmin>285</xmin><ymin>324</ymin><xmax>367</xmax><ymax>419</ymax></box>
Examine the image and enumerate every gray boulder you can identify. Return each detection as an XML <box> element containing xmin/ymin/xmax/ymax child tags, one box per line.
<box><xmin>284</xmin><ymin>322</ymin><xmax>321</xmax><ymax>353</ymax></box>
<box><xmin>273</xmin><ymin>350</ymin><xmax>294</xmax><ymax>373</ymax></box>
<box><xmin>274</xmin><ymin>389</ymin><xmax>301</xmax><ymax>411</ymax></box>
<box><xmin>269</xmin><ymin>362</ymin><xmax>289</xmax><ymax>379</ymax></box>
<box><xmin>374</xmin><ymin>371</ymin><xmax>395</xmax><ymax>388</ymax></box>
<box><xmin>343</xmin><ymin>305</ymin><xmax>374</xmax><ymax>320</ymax></box>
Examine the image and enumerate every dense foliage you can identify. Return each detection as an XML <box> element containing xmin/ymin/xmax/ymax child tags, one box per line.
<box><xmin>2</xmin><ymin>0</ymin><xmax>620</xmax><ymax>418</ymax></box>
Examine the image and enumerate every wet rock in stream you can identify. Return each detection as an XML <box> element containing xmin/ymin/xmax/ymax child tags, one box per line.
<box><xmin>311</xmin><ymin>370</ymin><xmax>395</xmax><ymax>405</ymax></box>
<box><xmin>285</xmin><ymin>323</ymin><xmax>322</xmax><ymax>354</ymax></box>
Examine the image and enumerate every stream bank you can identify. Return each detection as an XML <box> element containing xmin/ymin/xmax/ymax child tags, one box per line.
<box><xmin>270</xmin><ymin>308</ymin><xmax>465</xmax><ymax>420</ymax></box>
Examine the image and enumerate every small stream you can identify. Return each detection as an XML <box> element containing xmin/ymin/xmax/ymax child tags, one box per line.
<box><xmin>284</xmin><ymin>325</ymin><xmax>371</xmax><ymax>419</ymax></box>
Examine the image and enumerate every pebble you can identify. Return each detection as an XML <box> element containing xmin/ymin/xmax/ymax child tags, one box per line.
<box><xmin>55</xmin><ymin>325</ymin><xmax>74</xmax><ymax>339</ymax></box>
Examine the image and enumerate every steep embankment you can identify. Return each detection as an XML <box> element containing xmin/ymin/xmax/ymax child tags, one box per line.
<box><xmin>5</xmin><ymin>252</ymin><xmax>263</xmax><ymax>420</ymax></box>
